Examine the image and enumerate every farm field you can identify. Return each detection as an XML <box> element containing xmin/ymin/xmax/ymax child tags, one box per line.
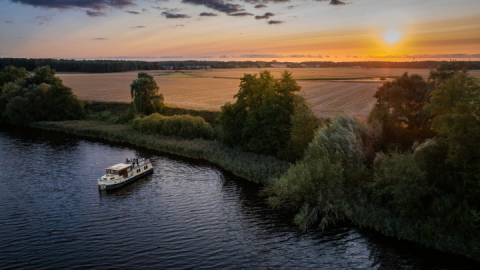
<box><xmin>58</xmin><ymin>68</ymin><xmax>480</xmax><ymax>119</ymax></box>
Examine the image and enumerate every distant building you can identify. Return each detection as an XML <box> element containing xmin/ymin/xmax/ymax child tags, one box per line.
<box><xmin>165</xmin><ymin>66</ymin><xmax>173</xmax><ymax>70</ymax></box>
<box><xmin>353</xmin><ymin>66</ymin><xmax>362</xmax><ymax>68</ymax></box>
<box><xmin>271</xmin><ymin>64</ymin><xmax>287</xmax><ymax>68</ymax></box>
<box><xmin>300</xmin><ymin>64</ymin><xmax>308</xmax><ymax>68</ymax></box>
<box><xmin>316</xmin><ymin>65</ymin><xmax>320</xmax><ymax>68</ymax></box>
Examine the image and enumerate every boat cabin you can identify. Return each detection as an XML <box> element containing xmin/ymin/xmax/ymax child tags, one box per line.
<box><xmin>105</xmin><ymin>163</ymin><xmax>132</xmax><ymax>179</ymax></box>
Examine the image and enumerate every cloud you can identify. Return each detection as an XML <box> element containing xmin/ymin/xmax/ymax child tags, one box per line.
<box><xmin>132</xmin><ymin>26</ymin><xmax>145</xmax><ymax>28</ymax></box>
<box><xmin>171</xmin><ymin>24</ymin><xmax>184</xmax><ymax>28</ymax></box>
<box><xmin>286</xmin><ymin>5</ymin><xmax>296</xmax><ymax>9</ymax></box>
<box><xmin>32</xmin><ymin>14</ymin><xmax>55</xmax><ymax>25</ymax></box>
<box><xmin>10</xmin><ymin>0</ymin><xmax>136</xmax><ymax>10</ymax></box>
<box><xmin>151</xmin><ymin>6</ymin><xmax>167</xmax><ymax>10</ymax></box>
<box><xmin>255</xmin><ymin>12</ymin><xmax>274</xmax><ymax>19</ymax></box>
<box><xmin>329</xmin><ymin>0</ymin><xmax>347</xmax><ymax>6</ymax></box>
<box><xmin>86</xmin><ymin>10</ymin><xmax>106</xmax><ymax>16</ymax></box>
<box><xmin>126</xmin><ymin>11</ymin><xmax>141</xmax><ymax>14</ymax></box>
<box><xmin>267</xmin><ymin>20</ymin><xmax>284</xmax><ymax>25</ymax></box>
<box><xmin>155</xmin><ymin>0</ymin><xmax>169</xmax><ymax>2</ymax></box>
<box><xmin>93</xmin><ymin>38</ymin><xmax>107</xmax><ymax>40</ymax></box>
<box><xmin>325</xmin><ymin>55</ymin><xmax>330</xmax><ymax>58</ymax></box>
<box><xmin>5</xmin><ymin>20</ymin><xmax>14</xmax><ymax>24</ymax></box>
<box><xmin>352</xmin><ymin>55</ymin><xmax>361</xmax><ymax>58</ymax></box>
<box><xmin>229</xmin><ymin>12</ymin><xmax>253</xmax><ymax>16</ymax></box>
<box><xmin>219</xmin><ymin>55</ymin><xmax>230</xmax><ymax>58</ymax></box>
<box><xmin>142</xmin><ymin>8</ymin><xmax>149</xmax><ymax>13</ymax></box>
<box><xmin>236</xmin><ymin>54</ymin><xmax>284</xmax><ymax>58</ymax></box>
<box><xmin>316</xmin><ymin>0</ymin><xmax>348</xmax><ymax>6</ymax></box>
<box><xmin>368</xmin><ymin>53</ymin><xmax>480</xmax><ymax>59</ymax></box>
<box><xmin>288</xmin><ymin>55</ymin><xmax>323</xmax><ymax>58</ymax></box>
<box><xmin>199</xmin><ymin>12</ymin><xmax>217</xmax><ymax>16</ymax></box>
<box><xmin>245</xmin><ymin>0</ymin><xmax>290</xmax><ymax>3</ymax></box>
<box><xmin>162</xmin><ymin>12</ymin><xmax>191</xmax><ymax>18</ymax></box>
<box><xmin>181</xmin><ymin>0</ymin><xmax>245</xmax><ymax>14</ymax></box>
<box><xmin>255</xmin><ymin>4</ymin><xmax>267</xmax><ymax>8</ymax></box>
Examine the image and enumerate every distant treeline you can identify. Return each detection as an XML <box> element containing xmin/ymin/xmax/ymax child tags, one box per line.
<box><xmin>2</xmin><ymin>57</ymin><xmax>480</xmax><ymax>73</ymax></box>
<box><xmin>300</xmin><ymin>60</ymin><xmax>480</xmax><ymax>69</ymax></box>
<box><xmin>0</xmin><ymin>58</ymin><xmax>166</xmax><ymax>73</ymax></box>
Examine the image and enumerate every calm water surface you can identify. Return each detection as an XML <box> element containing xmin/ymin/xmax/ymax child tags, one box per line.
<box><xmin>1</xmin><ymin>126</ymin><xmax>479</xmax><ymax>270</ymax></box>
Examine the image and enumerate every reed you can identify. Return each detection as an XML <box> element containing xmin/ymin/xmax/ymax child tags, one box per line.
<box><xmin>30</xmin><ymin>120</ymin><xmax>290</xmax><ymax>183</ymax></box>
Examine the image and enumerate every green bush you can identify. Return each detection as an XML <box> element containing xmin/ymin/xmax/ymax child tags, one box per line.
<box><xmin>267</xmin><ymin>113</ymin><xmax>372</xmax><ymax>230</ymax></box>
<box><xmin>0</xmin><ymin>66</ymin><xmax>85</xmax><ymax>126</ymax></box>
<box><xmin>370</xmin><ymin>152</ymin><xmax>430</xmax><ymax>218</ymax></box>
<box><xmin>133</xmin><ymin>113</ymin><xmax>213</xmax><ymax>140</ymax></box>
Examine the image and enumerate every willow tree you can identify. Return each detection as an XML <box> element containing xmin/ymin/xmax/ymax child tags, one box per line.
<box><xmin>130</xmin><ymin>72</ymin><xmax>164</xmax><ymax>115</ymax></box>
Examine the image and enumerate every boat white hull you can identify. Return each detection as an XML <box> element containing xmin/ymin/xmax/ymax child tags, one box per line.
<box><xmin>98</xmin><ymin>168</ymin><xmax>153</xmax><ymax>190</ymax></box>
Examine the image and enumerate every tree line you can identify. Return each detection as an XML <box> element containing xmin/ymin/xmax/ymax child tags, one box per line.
<box><xmin>3</xmin><ymin>57</ymin><xmax>480</xmax><ymax>73</ymax></box>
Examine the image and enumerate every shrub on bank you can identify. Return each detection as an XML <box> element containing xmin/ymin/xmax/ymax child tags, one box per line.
<box><xmin>133</xmin><ymin>113</ymin><xmax>214</xmax><ymax>140</ymax></box>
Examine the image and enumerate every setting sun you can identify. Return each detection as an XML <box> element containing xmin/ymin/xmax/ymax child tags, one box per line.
<box><xmin>385</xmin><ymin>29</ymin><xmax>402</xmax><ymax>44</ymax></box>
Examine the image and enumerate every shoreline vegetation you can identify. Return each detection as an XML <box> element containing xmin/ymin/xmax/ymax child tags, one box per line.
<box><xmin>30</xmin><ymin>120</ymin><xmax>291</xmax><ymax>183</ymax></box>
<box><xmin>2</xmin><ymin>63</ymin><xmax>480</xmax><ymax>262</ymax></box>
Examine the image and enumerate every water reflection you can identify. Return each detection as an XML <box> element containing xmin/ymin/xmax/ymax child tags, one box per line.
<box><xmin>0</xmin><ymin>125</ymin><xmax>479</xmax><ymax>269</ymax></box>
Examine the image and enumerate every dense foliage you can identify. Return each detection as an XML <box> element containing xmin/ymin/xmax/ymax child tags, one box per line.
<box><xmin>133</xmin><ymin>113</ymin><xmax>213</xmax><ymax>140</ymax></box>
<box><xmin>219</xmin><ymin>70</ymin><xmax>317</xmax><ymax>159</ymax></box>
<box><xmin>267</xmin><ymin>67</ymin><xmax>480</xmax><ymax>260</ymax></box>
<box><xmin>0</xmin><ymin>58</ymin><xmax>166</xmax><ymax>73</ymax></box>
<box><xmin>0</xmin><ymin>66</ymin><xmax>29</xmax><ymax>90</ymax></box>
<box><xmin>0</xmin><ymin>65</ymin><xmax>84</xmax><ymax>126</ymax></box>
<box><xmin>130</xmin><ymin>72</ymin><xmax>164</xmax><ymax>115</ymax></box>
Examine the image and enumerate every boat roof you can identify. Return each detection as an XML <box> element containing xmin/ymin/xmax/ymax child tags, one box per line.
<box><xmin>106</xmin><ymin>163</ymin><xmax>131</xmax><ymax>170</ymax></box>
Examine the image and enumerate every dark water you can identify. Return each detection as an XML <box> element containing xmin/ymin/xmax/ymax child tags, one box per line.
<box><xmin>0</xmin><ymin>126</ymin><xmax>478</xmax><ymax>270</ymax></box>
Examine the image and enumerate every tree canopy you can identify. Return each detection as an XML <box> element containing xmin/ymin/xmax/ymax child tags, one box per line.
<box><xmin>130</xmin><ymin>72</ymin><xmax>164</xmax><ymax>115</ymax></box>
<box><xmin>219</xmin><ymin>70</ymin><xmax>310</xmax><ymax>157</ymax></box>
<box><xmin>0</xmin><ymin>65</ymin><xmax>29</xmax><ymax>90</ymax></box>
<box><xmin>0</xmin><ymin>65</ymin><xmax>85</xmax><ymax>126</ymax></box>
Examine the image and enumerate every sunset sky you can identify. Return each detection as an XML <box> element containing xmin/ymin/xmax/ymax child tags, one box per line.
<box><xmin>1</xmin><ymin>0</ymin><xmax>479</xmax><ymax>61</ymax></box>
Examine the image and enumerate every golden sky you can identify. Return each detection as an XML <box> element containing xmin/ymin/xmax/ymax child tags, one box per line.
<box><xmin>1</xmin><ymin>0</ymin><xmax>479</xmax><ymax>61</ymax></box>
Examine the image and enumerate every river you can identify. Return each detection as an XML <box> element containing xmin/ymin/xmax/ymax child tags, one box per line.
<box><xmin>0</xmin><ymin>126</ymin><xmax>478</xmax><ymax>269</ymax></box>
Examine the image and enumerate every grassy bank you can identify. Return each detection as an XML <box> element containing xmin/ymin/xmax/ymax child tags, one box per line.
<box><xmin>30</xmin><ymin>120</ymin><xmax>290</xmax><ymax>183</ymax></box>
<box><xmin>84</xmin><ymin>101</ymin><xmax>221</xmax><ymax>124</ymax></box>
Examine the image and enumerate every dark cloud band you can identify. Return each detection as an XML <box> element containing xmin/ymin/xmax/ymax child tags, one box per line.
<box><xmin>267</xmin><ymin>20</ymin><xmax>284</xmax><ymax>24</ymax></box>
<box><xmin>10</xmin><ymin>0</ymin><xmax>136</xmax><ymax>10</ymax></box>
<box><xmin>162</xmin><ymin>12</ymin><xmax>191</xmax><ymax>18</ymax></box>
<box><xmin>181</xmin><ymin>0</ymin><xmax>244</xmax><ymax>14</ymax></box>
<box><xmin>255</xmin><ymin>12</ymin><xmax>274</xmax><ymax>19</ymax></box>
<box><xmin>199</xmin><ymin>12</ymin><xmax>217</xmax><ymax>16</ymax></box>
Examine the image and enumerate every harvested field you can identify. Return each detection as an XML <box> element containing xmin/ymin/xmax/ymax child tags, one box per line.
<box><xmin>58</xmin><ymin>67</ymin><xmax>480</xmax><ymax>119</ymax></box>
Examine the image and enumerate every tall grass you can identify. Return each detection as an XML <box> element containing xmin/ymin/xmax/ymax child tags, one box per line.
<box><xmin>30</xmin><ymin>120</ymin><xmax>290</xmax><ymax>183</ymax></box>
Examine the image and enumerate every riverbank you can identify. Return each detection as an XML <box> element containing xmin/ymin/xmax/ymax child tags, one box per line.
<box><xmin>30</xmin><ymin>120</ymin><xmax>290</xmax><ymax>184</ymax></box>
<box><xmin>29</xmin><ymin>119</ymin><xmax>480</xmax><ymax>263</ymax></box>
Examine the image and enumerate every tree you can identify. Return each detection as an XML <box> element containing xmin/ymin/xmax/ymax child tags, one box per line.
<box><xmin>130</xmin><ymin>72</ymin><xmax>164</xmax><ymax>115</ymax></box>
<box><xmin>0</xmin><ymin>66</ymin><xmax>29</xmax><ymax>90</ymax></box>
<box><xmin>218</xmin><ymin>70</ymin><xmax>302</xmax><ymax>156</ymax></box>
<box><xmin>426</xmin><ymin>72</ymin><xmax>480</xmax><ymax>193</ymax></box>
<box><xmin>428</xmin><ymin>61</ymin><xmax>464</xmax><ymax>88</ymax></box>
<box><xmin>368</xmin><ymin>72</ymin><xmax>433</xmax><ymax>149</ymax></box>
<box><xmin>0</xmin><ymin>66</ymin><xmax>85</xmax><ymax>125</ymax></box>
<box><xmin>279</xmin><ymin>95</ymin><xmax>318</xmax><ymax>161</ymax></box>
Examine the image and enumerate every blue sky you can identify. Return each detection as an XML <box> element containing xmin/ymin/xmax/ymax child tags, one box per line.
<box><xmin>1</xmin><ymin>0</ymin><xmax>479</xmax><ymax>61</ymax></box>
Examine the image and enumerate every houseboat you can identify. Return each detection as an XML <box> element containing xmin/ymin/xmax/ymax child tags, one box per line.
<box><xmin>98</xmin><ymin>158</ymin><xmax>153</xmax><ymax>190</ymax></box>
